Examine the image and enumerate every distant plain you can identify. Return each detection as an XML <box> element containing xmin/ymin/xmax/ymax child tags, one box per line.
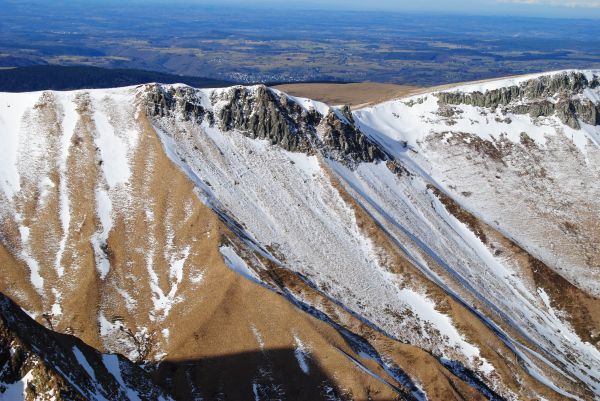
<box><xmin>2</xmin><ymin>1</ymin><xmax>600</xmax><ymax>86</ymax></box>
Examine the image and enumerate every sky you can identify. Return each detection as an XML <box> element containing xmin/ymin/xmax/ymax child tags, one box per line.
<box><xmin>10</xmin><ymin>0</ymin><xmax>600</xmax><ymax>19</ymax></box>
<box><xmin>182</xmin><ymin>0</ymin><xmax>600</xmax><ymax>19</ymax></box>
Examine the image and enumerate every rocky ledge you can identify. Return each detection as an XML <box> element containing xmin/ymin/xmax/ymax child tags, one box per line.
<box><xmin>436</xmin><ymin>71</ymin><xmax>600</xmax><ymax>129</ymax></box>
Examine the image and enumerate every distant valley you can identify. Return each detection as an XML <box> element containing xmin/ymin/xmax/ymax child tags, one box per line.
<box><xmin>2</xmin><ymin>1</ymin><xmax>600</xmax><ymax>85</ymax></box>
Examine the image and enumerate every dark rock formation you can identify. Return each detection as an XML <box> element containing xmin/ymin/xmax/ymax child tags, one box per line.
<box><xmin>145</xmin><ymin>84</ymin><xmax>212</xmax><ymax>124</ymax></box>
<box><xmin>143</xmin><ymin>84</ymin><xmax>387</xmax><ymax>165</ymax></box>
<box><xmin>436</xmin><ymin>72</ymin><xmax>599</xmax><ymax>130</ymax></box>
<box><xmin>213</xmin><ymin>85</ymin><xmax>313</xmax><ymax>153</ymax></box>
<box><xmin>573</xmin><ymin>99</ymin><xmax>598</xmax><ymax>126</ymax></box>
<box><xmin>511</xmin><ymin>100</ymin><xmax>555</xmax><ymax>118</ymax></box>
<box><xmin>320</xmin><ymin>110</ymin><xmax>386</xmax><ymax>162</ymax></box>
<box><xmin>556</xmin><ymin>99</ymin><xmax>581</xmax><ymax>130</ymax></box>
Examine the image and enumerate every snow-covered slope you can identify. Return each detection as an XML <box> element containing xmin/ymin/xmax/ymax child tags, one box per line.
<box><xmin>354</xmin><ymin>69</ymin><xmax>600</xmax><ymax>302</ymax></box>
<box><xmin>0</xmin><ymin>70</ymin><xmax>599</xmax><ymax>400</ymax></box>
<box><xmin>351</xmin><ymin>70</ymin><xmax>600</xmax><ymax>398</ymax></box>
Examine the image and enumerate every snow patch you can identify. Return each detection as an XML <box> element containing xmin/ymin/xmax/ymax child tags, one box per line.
<box><xmin>116</xmin><ymin>287</ymin><xmax>137</xmax><ymax>312</ymax></box>
<box><xmin>92</xmin><ymin>188</ymin><xmax>113</xmax><ymax>279</ymax></box>
<box><xmin>102</xmin><ymin>354</ymin><xmax>142</xmax><ymax>401</ymax></box>
<box><xmin>17</xmin><ymin>224</ymin><xmax>44</xmax><ymax>293</ymax></box>
<box><xmin>189</xmin><ymin>270</ymin><xmax>205</xmax><ymax>285</ymax></box>
<box><xmin>0</xmin><ymin>369</ymin><xmax>35</xmax><ymax>401</ymax></box>
<box><xmin>162</xmin><ymin>328</ymin><xmax>170</xmax><ymax>340</ymax></box>
<box><xmin>220</xmin><ymin>245</ymin><xmax>260</xmax><ymax>283</ymax></box>
<box><xmin>273</xmin><ymin>89</ymin><xmax>331</xmax><ymax>115</ymax></box>
<box><xmin>0</xmin><ymin>92</ymin><xmax>40</xmax><ymax>199</ymax></box>
<box><xmin>250</xmin><ymin>324</ymin><xmax>265</xmax><ymax>351</ymax></box>
<box><xmin>51</xmin><ymin>288</ymin><xmax>62</xmax><ymax>316</ymax></box>
<box><xmin>283</xmin><ymin>150</ymin><xmax>321</xmax><ymax>175</ymax></box>
<box><xmin>54</xmin><ymin>94</ymin><xmax>79</xmax><ymax>278</ymax></box>
<box><xmin>293</xmin><ymin>335</ymin><xmax>311</xmax><ymax>375</ymax></box>
<box><xmin>92</xmin><ymin>103</ymin><xmax>132</xmax><ymax>188</ymax></box>
<box><xmin>37</xmin><ymin>176</ymin><xmax>55</xmax><ymax>207</ymax></box>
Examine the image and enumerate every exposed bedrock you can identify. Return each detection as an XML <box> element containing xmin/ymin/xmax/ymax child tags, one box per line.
<box><xmin>143</xmin><ymin>84</ymin><xmax>386</xmax><ymax>164</ymax></box>
<box><xmin>436</xmin><ymin>72</ymin><xmax>600</xmax><ymax>129</ymax></box>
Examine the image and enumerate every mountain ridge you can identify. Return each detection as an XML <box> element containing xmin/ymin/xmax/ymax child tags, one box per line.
<box><xmin>0</xmin><ymin>69</ymin><xmax>599</xmax><ymax>400</ymax></box>
<box><xmin>0</xmin><ymin>66</ymin><xmax>235</xmax><ymax>93</ymax></box>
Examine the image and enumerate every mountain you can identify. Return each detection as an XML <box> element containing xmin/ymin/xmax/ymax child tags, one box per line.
<box><xmin>0</xmin><ymin>70</ymin><xmax>599</xmax><ymax>401</ymax></box>
<box><xmin>0</xmin><ymin>66</ymin><xmax>234</xmax><ymax>93</ymax></box>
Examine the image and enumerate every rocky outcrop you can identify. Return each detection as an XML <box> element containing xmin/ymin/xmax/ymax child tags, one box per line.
<box><xmin>213</xmin><ymin>85</ymin><xmax>315</xmax><ymax>153</ymax></box>
<box><xmin>437</xmin><ymin>72</ymin><xmax>595</xmax><ymax>108</ymax></box>
<box><xmin>511</xmin><ymin>100</ymin><xmax>555</xmax><ymax>118</ymax></box>
<box><xmin>320</xmin><ymin>110</ymin><xmax>386</xmax><ymax>162</ymax></box>
<box><xmin>436</xmin><ymin>72</ymin><xmax>600</xmax><ymax>129</ymax></box>
<box><xmin>555</xmin><ymin>99</ymin><xmax>581</xmax><ymax>130</ymax></box>
<box><xmin>145</xmin><ymin>84</ymin><xmax>213</xmax><ymax>125</ymax></box>
<box><xmin>143</xmin><ymin>84</ymin><xmax>386</xmax><ymax>165</ymax></box>
<box><xmin>573</xmin><ymin>98</ymin><xmax>598</xmax><ymax>126</ymax></box>
<box><xmin>509</xmin><ymin>98</ymin><xmax>597</xmax><ymax>129</ymax></box>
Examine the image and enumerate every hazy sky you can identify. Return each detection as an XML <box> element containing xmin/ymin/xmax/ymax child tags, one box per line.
<box><xmin>9</xmin><ymin>0</ymin><xmax>600</xmax><ymax>19</ymax></box>
<box><xmin>185</xmin><ymin>0</ymin><xmax>600</xmax><ymax>18</ymax></box>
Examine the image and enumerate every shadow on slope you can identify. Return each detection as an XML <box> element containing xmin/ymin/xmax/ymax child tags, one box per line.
<box><xmin>0</xmin><ymin>287</ymin><xmax>507</xmax><ymax>401</ymax></box>
<box><xmin>154</xmin><ymin>349</ymin><xmax>403</xmax><ymax>401</ymax></box>
<box><xmin>0</xmin><ymin>291</ymin><xmax>168</xmax><ymax>400</ymax></box>
<box><xmin>0</xmin><ymin>290</ymin><xmax>405</xmax><ymax>400</ymax></box>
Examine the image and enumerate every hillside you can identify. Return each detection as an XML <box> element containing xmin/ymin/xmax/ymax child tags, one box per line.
<box><xmin>0</xmin><ymin>70</ymin><xmax>599</xmax><ymax>400</ymax></box>
<box><xmin>0</xmin><ymin>66</ymin><xmax>233</xmax><ymax>92</ymax></box>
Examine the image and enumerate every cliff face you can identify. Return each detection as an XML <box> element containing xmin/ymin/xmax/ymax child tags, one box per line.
<box><xmin>145</xmin><ymin>84</ymin><xmax>386</xmax><ymax>164</ymax></box>
<box><xmin>436</xmin><ymin>72</ymin><xmax>600</xmax><ymax>129</ymax></box>
<box><xmin>0</xmin><ymin>70</ymin><xmax>600</xmax><ymax>401</ymax></box>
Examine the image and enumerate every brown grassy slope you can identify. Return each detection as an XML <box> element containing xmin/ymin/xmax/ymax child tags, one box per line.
<box><xmin>0</xmin><ymin>91</ymin><xmax>401</xmax><ymax>400</ymax></box>
<box><xmin>273</xmin><ymin>82</ymin><xmax>423</xmax><ymax>108</ymax></box>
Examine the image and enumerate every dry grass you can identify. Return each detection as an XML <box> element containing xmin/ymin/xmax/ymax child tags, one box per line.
<box><xmin>273</xmin><ymin>82</ymin><xmax>423</xmax><ymax>108</ymax></box>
